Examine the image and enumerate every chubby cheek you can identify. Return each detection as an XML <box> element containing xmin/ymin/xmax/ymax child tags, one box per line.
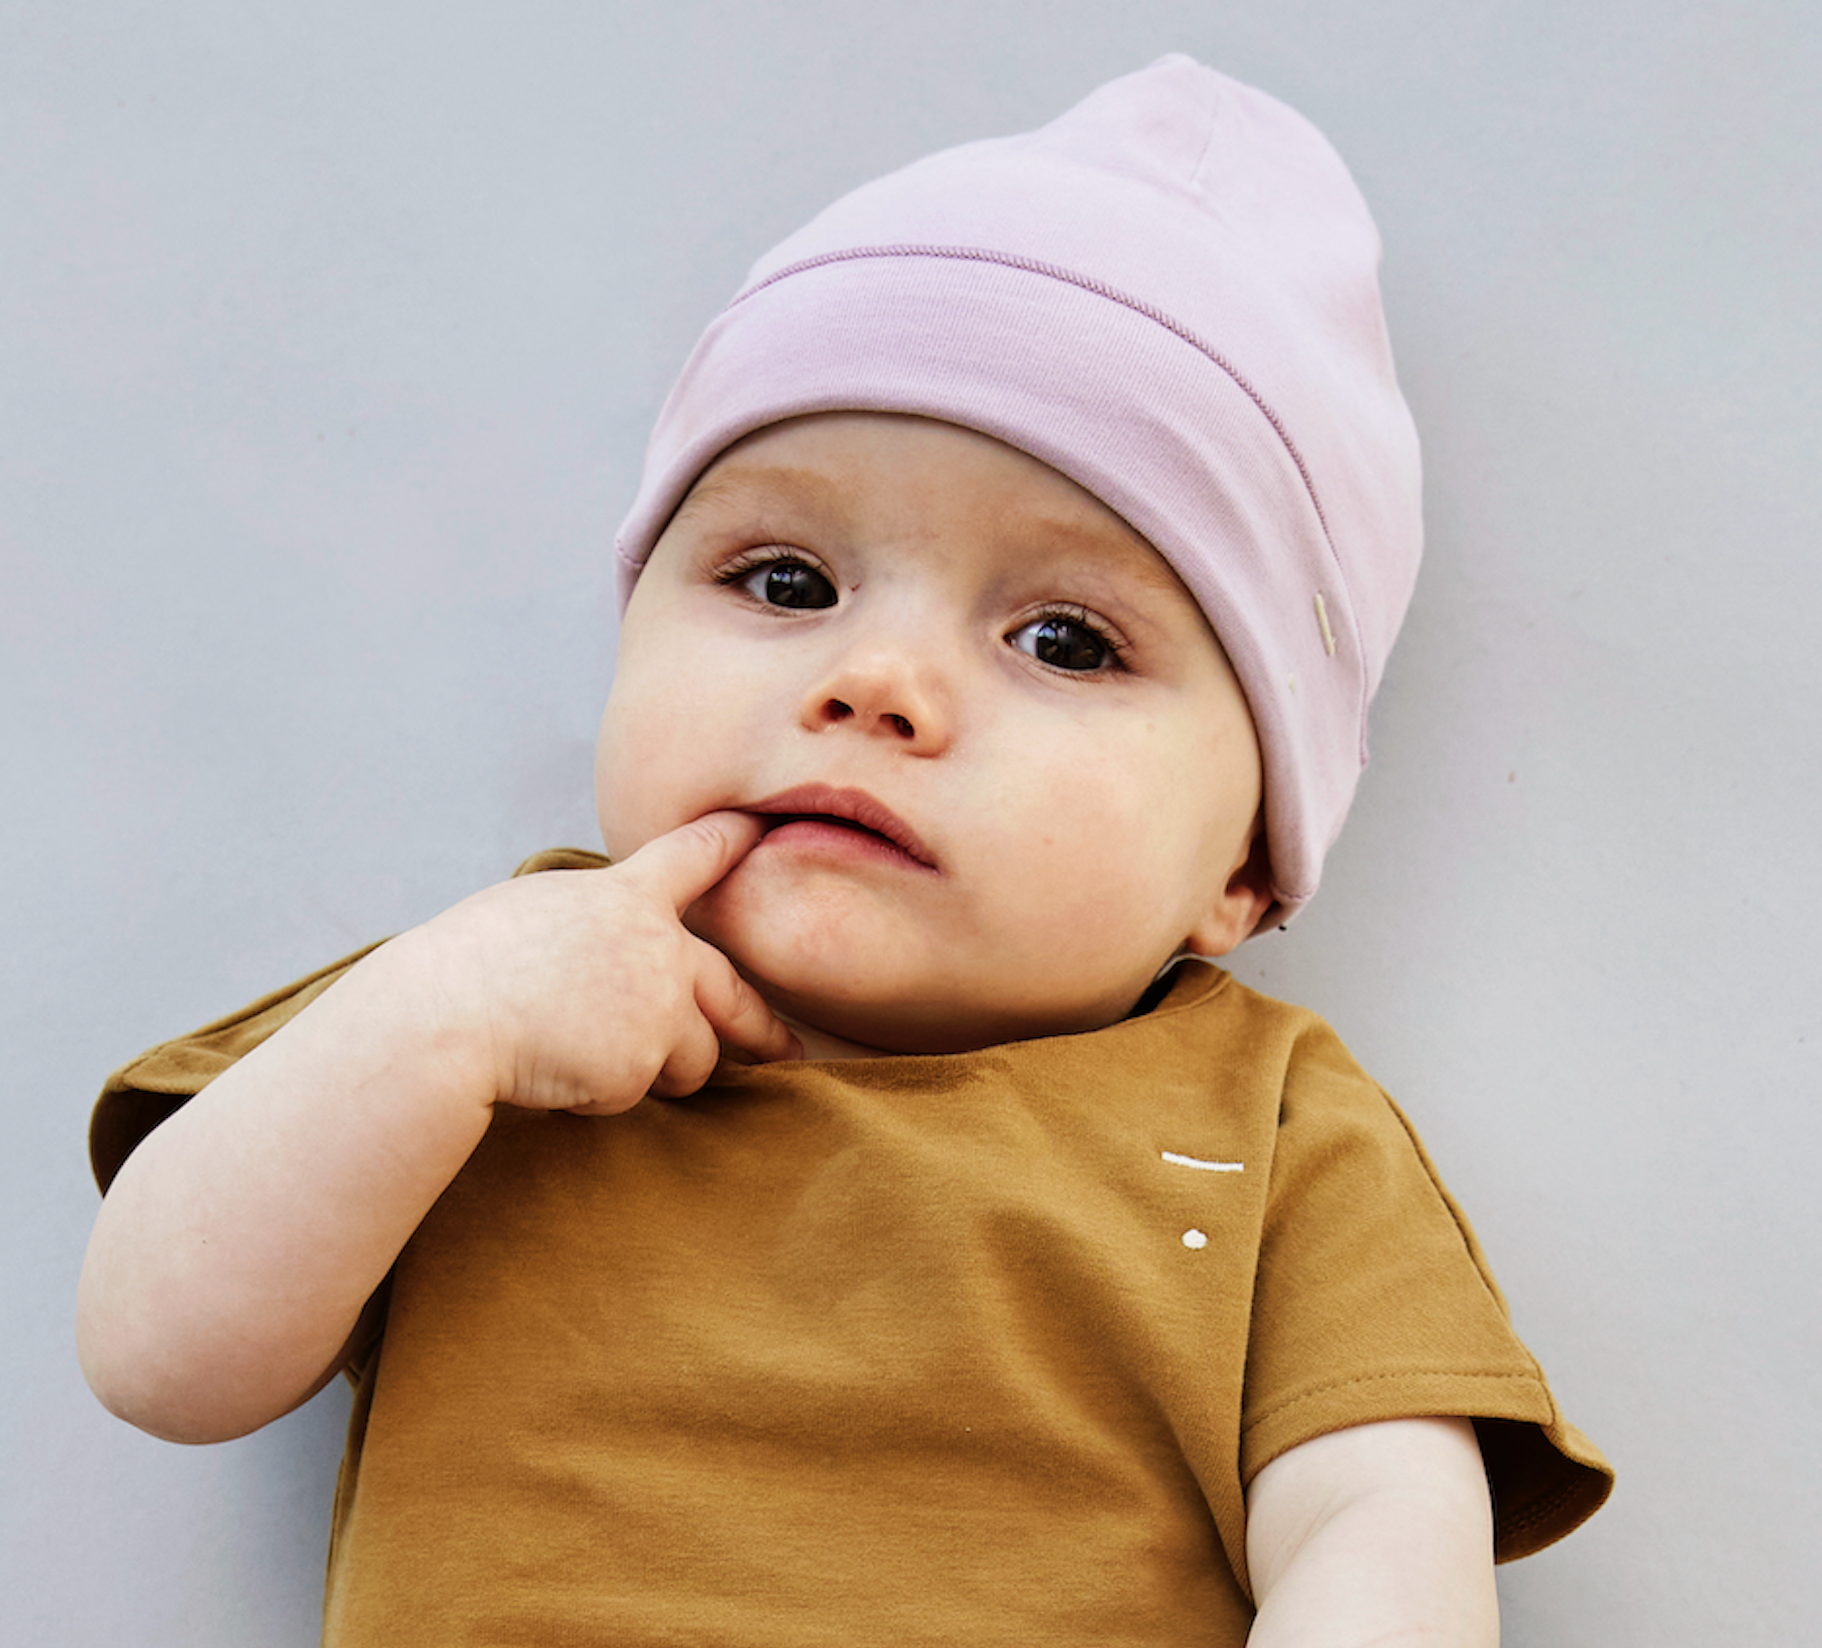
<box><xmin>593</xmin><ymin>691</ymin><xmax>695</xmax><ymax>861</ymax></box>
<box><xmin>1002</xmin><ymin>745</ymin><xmax>1233</xmax><ymax>954</ymax></box>
<box><xmin>1002</xmin><ymin>736</ymin><xmax>1161</xmax><ymax>865</ymax></box>
<box><xmin>962</xmin><ymin>760</ymin><xmax>1160</xmax><ymax>942</ymax></box>
<box><xmin>683</xmin><ymin>854</ymin><xmax>904</xmax><ymax>982</ymax></box>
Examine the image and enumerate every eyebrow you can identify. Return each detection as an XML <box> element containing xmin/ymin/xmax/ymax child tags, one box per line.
<box><xmin>1001</xmin><ymin>504</ymin><xmax>1198</xmax><ymax>615</ymax></box>
<box><xmin>1036</xmin><ymin>513</ymin><xmax>1186</xmax><ymax>592</ymax></box>
<box><xmin>669</xmin><ymin>461</ymin><xmax>843</xmax><ymax>529</ymax></box>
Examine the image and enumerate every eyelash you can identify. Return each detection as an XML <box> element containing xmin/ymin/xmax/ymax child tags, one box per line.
<box><xmin>1010</xmin><ymin>604</ymin><xmax>1131</xmax><ymax>676</ymax></box>
<box><xmin>712</xmin><ymin>548</ymin><xmax>1131</xmax><ymax>675</ymax></box>
<box><xmin>712</xmin><ymin>546</ymin><xmax>835</xmax><ymax>599</ymax></box>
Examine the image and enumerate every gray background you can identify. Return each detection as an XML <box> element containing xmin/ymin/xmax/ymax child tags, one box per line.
<box><xmin>5</xmin><ymin>2</ymin><xmax>1817</xmax><ymax>1642</ymax></box>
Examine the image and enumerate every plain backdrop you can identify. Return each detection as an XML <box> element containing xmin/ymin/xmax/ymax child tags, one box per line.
<box><xmin>5</xmin><ymin>3</ymin><xmax>1818</xmax><ymax>1643</ymax></box>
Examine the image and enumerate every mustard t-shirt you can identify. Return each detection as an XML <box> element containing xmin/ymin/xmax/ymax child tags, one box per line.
<box><xmin>92</xmin><ymin>850</ymin><xmax>1610</xmax><ymax>1647</ymax></box>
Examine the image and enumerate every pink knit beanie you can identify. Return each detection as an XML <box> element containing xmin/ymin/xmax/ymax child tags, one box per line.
<box><xmin>613</xmin><ymin>54</ymin><xmax>1423</xmax><ymax>926</ymax></box>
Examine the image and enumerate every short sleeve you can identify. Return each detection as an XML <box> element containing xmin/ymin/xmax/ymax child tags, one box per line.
<box><xmin>1239</xmin><ymin>1022</ymin><xmax>1613</xmax><ymax>1560</ymax></box>
<box><xmin>89</xmin><ymin>942</ymin><xmax>384</xmax><ymax>1193</ymax></box>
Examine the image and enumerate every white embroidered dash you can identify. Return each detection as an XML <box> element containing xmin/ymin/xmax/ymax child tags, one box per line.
<box><xmin>1181</xmin><ymin>1229</ymin><xmax>1209</xmax><ymax>1250</ymax></box>
<box><xmin>1161</xmin><ymin>1151</ymin><xmax>1244</xmax><ymax>1173</ymax></box>
<box><xmin>1313</xmin><ymin>591</ymin><xmax>1338</xmax><ymax>657</ymax></box>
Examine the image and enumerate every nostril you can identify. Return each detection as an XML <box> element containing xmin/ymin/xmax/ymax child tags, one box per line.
<box><xmin>809</xmin><ymin>696</ymin><xmax>918</xmax><ymax>739</ymax></box>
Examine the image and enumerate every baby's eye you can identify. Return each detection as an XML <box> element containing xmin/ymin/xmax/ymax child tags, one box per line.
<box><xmin>728</xmin><ymin>556</ymin><xmax>838</xmax><ymax>610</ymax></box>
<box><xmin>1008</xmin><ymin>612</ymin><xmax>1122</xmax><ymax>673</ymax></box>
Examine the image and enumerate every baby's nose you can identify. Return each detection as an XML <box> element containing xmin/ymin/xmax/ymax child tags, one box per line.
<box><xmin>798</xmin><ymin>649</ymin><xmax>950</xmax><ymax>753</ymax></box>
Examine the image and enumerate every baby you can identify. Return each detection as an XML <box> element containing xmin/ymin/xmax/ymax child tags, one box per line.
<box><xmin>78</xmin><ymin>56</ymin><xmax>1610</xmax><ymax>1647</ymax></box>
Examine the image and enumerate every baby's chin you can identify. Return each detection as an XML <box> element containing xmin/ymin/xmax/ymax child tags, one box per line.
<box><xmin>689</xmin><ymin>912</ymin><xmax>1140</xmax><ymax>1058</ymax></box>
<box><xmin>759</xmin><ymin>980</ymin><xmax>1002</xmax><ymax>1057</ymax></box>
<box><xmin>696</xmin><ymin>923</ymin><xmax>985</xmax><ymax>1055</ymax></box>
<box><xmin>686</xmin><ymin>868</ymin><xmax>1169</xmax><ymax>1054</ymax></box>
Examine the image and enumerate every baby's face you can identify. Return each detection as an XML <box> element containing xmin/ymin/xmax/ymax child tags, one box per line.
<box><xmin>596</xmin><ymin>413</ymin><xmax>1269</xmax><ymax>1054</ymax></box>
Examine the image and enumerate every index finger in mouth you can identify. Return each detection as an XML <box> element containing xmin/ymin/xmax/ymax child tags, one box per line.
<box><xmin>618</xmin><ymin>811</ymin><xmax>768</xmax><ymax>911</ymax></box>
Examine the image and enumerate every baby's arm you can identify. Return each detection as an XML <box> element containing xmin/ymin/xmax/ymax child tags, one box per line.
<box><xmin>77</xmin><ymin>813</ymin><xmax>796</xmax><ymax>1445</ymax></box>
<box><xmin>1244</xmin><ymin>1416</ymin><xmax>1498</xmax><ymax>1647</ymax></box>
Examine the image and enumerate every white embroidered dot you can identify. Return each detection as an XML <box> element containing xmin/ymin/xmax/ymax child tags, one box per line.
<box><xmin>1181</xmin><ymin>1229</ymin><xmax>1208</xmax><ymax>1250</ymax></box>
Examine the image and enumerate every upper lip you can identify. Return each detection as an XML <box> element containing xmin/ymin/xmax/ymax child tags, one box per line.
<box><xmin>744</xmin><ymin>784</ymin><xmax>938</xmax><ymax>870</ymax></box>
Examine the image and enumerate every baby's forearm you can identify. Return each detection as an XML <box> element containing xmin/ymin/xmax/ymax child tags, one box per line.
<box><xmin>1244</xmin><ymin>1417</ymin><xmax>1498</xmax><ymax>1648</ymax></box>
<box><xmin>77</xmin><ymin>928</ymin><xmax>496</xmax><ymax>1444</ymax></box>
<box><xmin>77</xmin><ymin>817</ymin><xmax>793</xmax><ymax>1445</ymax></box>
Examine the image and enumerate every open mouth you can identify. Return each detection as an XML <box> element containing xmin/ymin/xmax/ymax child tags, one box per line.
<box><xmin>745</xmin><ymin>785</ymin><xmax>937</xmax><ymax>870</ymax></box>
<box><xmin>768</xmin><ymin>812</ymin><xmax>890</xmax><ymax>842</ymax></box>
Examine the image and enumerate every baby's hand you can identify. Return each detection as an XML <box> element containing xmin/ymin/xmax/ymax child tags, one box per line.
<box><xmin>415</xmin><ymin>811</ymin><xmax>799</xmax><ymax>1116</ymax></box>
<box><xmin>78</xmin><ymin>813</ymin><xmax>793</xmax><ymax>1443</ymax></box>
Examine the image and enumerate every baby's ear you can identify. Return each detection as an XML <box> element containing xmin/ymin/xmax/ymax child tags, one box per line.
<box><xmin>1182</xmin><ymin>828</ymin><xmax>1275</xmax><ymax>959</ymax></box>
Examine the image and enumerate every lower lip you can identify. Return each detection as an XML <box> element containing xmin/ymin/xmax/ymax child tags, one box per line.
<box><xmin>757</xmin><ymin>817</ymin><xmax>933</xmax><ymax>871</ymax></box>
